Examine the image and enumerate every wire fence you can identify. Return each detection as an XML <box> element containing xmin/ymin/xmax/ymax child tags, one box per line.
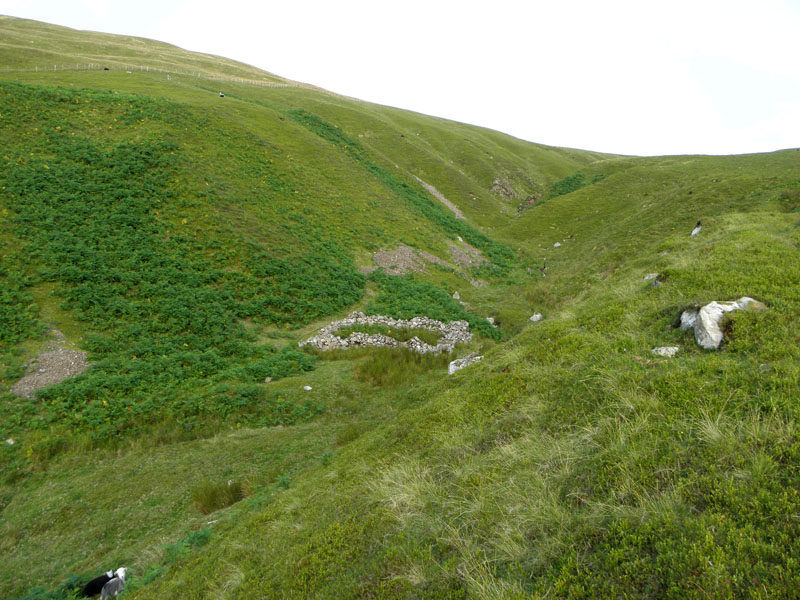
<box><xmin>2</xmin><ymin>62</ymin><xmax>307</xmax><ymax>89</ymax></box>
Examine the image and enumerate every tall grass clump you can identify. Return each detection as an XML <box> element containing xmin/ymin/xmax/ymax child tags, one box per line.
<box><xmin>354</xmin><ymin>347</ymin><xmax>452</xmax><ymax>387</ymax></box>
<box><xmin>191</xmin><ymin>479</ymin><xmax>245</xmax><ymax>514</ymax></box>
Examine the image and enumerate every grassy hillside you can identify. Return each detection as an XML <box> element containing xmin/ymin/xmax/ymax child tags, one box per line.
<box><xmin>0</xmin><ymin>15</ymin><xmax>294</xmax><ymax>84</ymax></box>
<box><xmin>1</xmin><ymin>15</ymin><xmax>799</xmax><ymax>600</ymax></box>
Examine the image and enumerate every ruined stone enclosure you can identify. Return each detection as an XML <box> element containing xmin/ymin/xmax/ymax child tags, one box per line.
<box><xmin>299</xmin><ymin>312</ymin><xmax>472</xmax><ymax>354</ymax></box>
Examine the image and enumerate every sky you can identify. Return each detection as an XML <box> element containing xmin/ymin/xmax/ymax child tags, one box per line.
<box><xmin>3</xmin><ymin>0</ymin><xmax>800</xmax><ymax>156</ymax></box>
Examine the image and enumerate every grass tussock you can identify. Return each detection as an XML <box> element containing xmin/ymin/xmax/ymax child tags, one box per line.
<box><xmin>191</xmin><ymin>479</ymin><xmax>245</xmax><ymax>514</ymax></box>
<box><xmin>353</xmin><ymin>347</ymin><xmax>453</xmax><ymax>387</ymax></box>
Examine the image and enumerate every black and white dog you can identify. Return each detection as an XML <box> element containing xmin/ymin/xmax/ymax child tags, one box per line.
<box><xmin>81</xmin><ymin>567</ymin><xmax>125</xmax><ymax>598</ymax></box>
<box><xmin>81</xmin><ymin>570</ymin><xmax>114</xmax><ymax>597</ymax></box>
<box><xmin>100</xmin><ymin>568</ymin><xmax>126</xmax><ymax>600</ymax></box>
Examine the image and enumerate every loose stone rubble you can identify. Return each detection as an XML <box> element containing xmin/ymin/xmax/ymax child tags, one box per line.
<box><xmin>679</xmin><ymin>296</ymin><xmax>767</xmax><ymax>349</ymax></box>
<box><xmin>448</xmin><ymin>353</ymin><xmax>483</xmax><ymax>375</ymax></box>
<box><xmin>299</xmin><ymin>312</ymin><xmax>472</xmax><ymax>354</ymax></box>
<box><xmin>10</xmin><ymin>328</ymin><xmax>89</xmax><ymax>399</ymax></box>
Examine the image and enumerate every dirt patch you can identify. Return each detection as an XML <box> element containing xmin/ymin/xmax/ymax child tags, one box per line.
<box><xmin>417</xmin><ymin>250</ymin><xmax>454</xmax><ymax>270</ymax></box>
<box><xmin>10</xmin><ymin>329</ymin><xmax>89</xmax><ymax>399</ymax></box>
<box><xmin>449</xmin><ymin>242</ymin><xmax>488</xmax><ymax>270</ymax></box>
<box><xmin>414</xmin><ymin>176</ymin><xmax>466</xmax><ymax>220</ymax></box>
<box><xmin>372</xmin><ymin>245</ymin><xmax>428</xmax><ymax>275</ymax></box>
<box><xmin>373</xmin><ymin>245</ymin><xmax>486</xmax><ymax>287</ymax></box>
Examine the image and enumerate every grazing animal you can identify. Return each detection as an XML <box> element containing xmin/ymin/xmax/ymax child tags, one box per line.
<box><xmin>100</xmin><ymin>568</ymin><xmax>126</xmax><ymax>600</ymax></box>
<box><xmin>219</xmin><ymin>92</ymin><xmax>225</xmax><ymax>97</ymax></box>
<box><xmin>690</xmin><ymin>220</ymin><xmax>702</xmax><ymax>236</ymax></box>
<box><xmin>81</xmin><ymin>570</ymin><xmax>113</xmax><ymax>597</ymax></box>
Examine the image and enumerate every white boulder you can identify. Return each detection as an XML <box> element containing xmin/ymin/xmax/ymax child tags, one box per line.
<box><xmin>681</xmin><ymin>297</ymin><xmax>766</xmax><ymax>349</ymax></box>
<box><xmin>553</xmin><ymin>242</ymin><xmax>561</xmax><ymax>248</ymax></box>
<box><xmin>529</xmin><ymin>313</ymin><xmax>543</xmax><ymax>323</ymax></box>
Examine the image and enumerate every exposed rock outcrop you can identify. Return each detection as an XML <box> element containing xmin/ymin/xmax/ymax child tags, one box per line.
<box><xmin>679</xmin><ymin>297</ymin><xmax>767</xmax><ymax>349</ymax></box>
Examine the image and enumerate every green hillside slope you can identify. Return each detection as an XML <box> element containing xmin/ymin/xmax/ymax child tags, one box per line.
<box><xmin>1</xmin><ymin>16</ymin><xmax>799</xmax><ymax>600</ymax></box>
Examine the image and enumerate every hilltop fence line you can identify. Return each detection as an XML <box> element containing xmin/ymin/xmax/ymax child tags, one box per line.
<box><xmin>2</xmin><ymin>62</ymin><xmax>309</xmax><ymax>89</ymax></box>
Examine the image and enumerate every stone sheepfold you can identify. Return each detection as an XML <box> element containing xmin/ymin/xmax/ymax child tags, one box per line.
<box><xmin>299</xmin><ymin>312</ymin><xmax>472</xmax><ymax>354</ymax></box>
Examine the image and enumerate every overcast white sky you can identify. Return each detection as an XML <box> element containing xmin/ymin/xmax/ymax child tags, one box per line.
<box><xmin>4</xmin><ymin>0</ymin><xmax>800</xmax><ymax>156</ymax></box>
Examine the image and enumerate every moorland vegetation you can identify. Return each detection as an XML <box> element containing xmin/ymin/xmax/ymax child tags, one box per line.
<box><xmin>1</xmin><ymin>15</ymin><xmax>799</xmax><ymax>600</ymax></box>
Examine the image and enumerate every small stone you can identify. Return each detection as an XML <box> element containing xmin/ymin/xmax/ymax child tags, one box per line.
<box><xmin>651</xmin><ymin>346</ymin><xmax>680</xmax><ymax>358</ymax></box>
<box><xmin>680</xmin><ymin>309</ymin><xmax>699</xmax><ymax>331</ymax></box>
<box><xmin>303</xmin><ymin>385</ymin><xmax>312</xmax><ymax>391</ymax></box>
<box><xmin>264</xmin><ymin>377</ymin><xmax>272</xmax><ymax>383</ymax></box>
<box><xmin>644</xmin><ymin>273</ymin><xmax>659</xmax><ymax>281</ymax></box>
<box><xmin>530</xmin><ymin>313</ymin><xmax>543</xmax><ymax>323</ymax></box>
<box><xmin>5</xmin><ymin>439</ymin><xmax>14</xmax><ymax>445</ymax></box>
<box><xmin>453</xmin><ymin>291</ymin><xmax>460</xmax><ymax>300</ymax></box>
<box><xmin>553</xmin><ymin>242</ymin><xmax>561</xmax><ymax>248</ymax></box>
<box><xmin>486</xmin><ymin>317</ymin><xmax>495</xmax><ymax>326</ymax></box>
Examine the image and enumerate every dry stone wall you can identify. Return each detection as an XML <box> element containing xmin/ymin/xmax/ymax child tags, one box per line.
<box><xmin>299</xmin><ymin>312</ymin><xmax>472</xmax><ymax>354</ymax></box>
